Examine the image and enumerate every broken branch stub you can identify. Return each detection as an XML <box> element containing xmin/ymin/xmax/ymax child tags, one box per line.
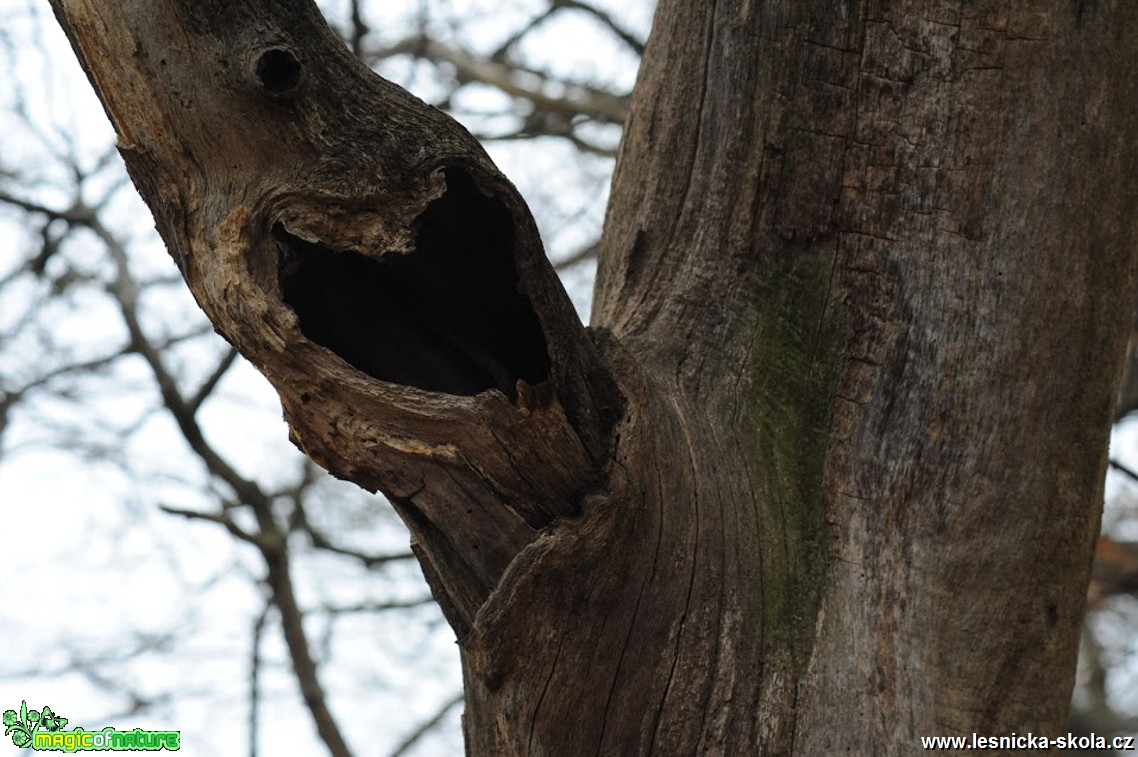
<box><xmin>48</xmin><ymin>0</ymin><xmax>621</xmax><ymax>634</ymax></box>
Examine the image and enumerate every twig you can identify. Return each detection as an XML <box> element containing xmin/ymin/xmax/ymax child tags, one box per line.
<box><xmin>158</xmin><ymin>504</ymin><xmax>262</xmax><ymax>546</ymax></box>
<box><xmin>319</xmin><ymin>597</ymin><xmax>435</xmax><ymax>616</ymax></box>
<box><xmin>188</xmin><ymin>347</ymin><xmax>240</xmax><ymax>413</ymax></box>
<box><xmin>263</xmin><ymin>545</ymin><xmax>353</xmax><ymax>757</ymax></box>
<box><xmin>1109</xmin><ymin>457</ymin><xmax>1138</xmax><ymax>483</ymax></box>
<box><xmin>249</xmin><ymin>600</ymin><xmax>271</xmax><ymax>757</ymax></box>
<box><xmin>369</xmin><ymin>35</ymin><xmax>628</xmax><ymax>125</ymax></box>
<box><xmin>553</xmin><ymin>240</ymin><xmax>600</xmax><ymax>272</ymax></box>
<box><xmin>389</xmin><ymin>692</ymin><xmax>464</xmax><ymax>757</ymax></box>
<box><xmin>348</xmin><ymin>0</ymin><xmax>368</xmax><ymax>58</ymax></box>
<box><xmin>552</xmin><ymin>0</ymin><xmax>645</xmax><ymax>55</ymax></box>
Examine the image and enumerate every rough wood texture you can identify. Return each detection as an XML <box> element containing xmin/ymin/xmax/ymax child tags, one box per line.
<box><xmin>48</xmin><ymin>0</ymin><xmax>623</xmax><ymax>639</ymax></box>
<box><xmin>596</xmin><ymin>0</ymin><xmax>1138</xmax><ymax>750</ymax></box>
<box><xmin>50</xmin><ymin>0</ymin><xmax>1138</xmax><ymax>753</ymax></box>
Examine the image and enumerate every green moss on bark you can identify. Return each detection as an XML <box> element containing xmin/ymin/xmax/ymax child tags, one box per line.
<box><xmin>746</xmin><ymin>255</ymin><xmax>840</xmax><ymax>668</ymax></box>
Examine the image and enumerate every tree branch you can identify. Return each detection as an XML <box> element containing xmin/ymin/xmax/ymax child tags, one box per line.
<box><xmin>389</xmin><ymin>692</ymin><xmax>463</xmax><ymax>757</ymax></box>
<box><xmin>187</xmin><ymin>347</ymin><xmax>240</xmax><ymax>414</ymax></box>
<box><xmin>369</xmin><ymin>34</ymin><xmax>629</xmax><ymax>125</ymax></box>
<box><xmin>48</xmin><ymin>0</ymin><xmax>623</xmax><ymax>639</ymax></box>
<box><xmin>159</xmin><ymin>504</ymin><xmax>262</xmax><ymax>546</ymax></box>
<box><xmin>347</xmin><ymin>0</ymin><xmax>368</xmax><ymax>58</ymax></box>
<box><xmin>1109</xmin><ymin>457</ymin><xmax>1138</xmax><ymax>484</ymax></box>
<box><xmin>263</xmin><ymin>544</ymin><xmax>352</xmax><ymax>757</ymax></box>
<box><xmin>94</xmin><ymin>214</ymin><xmax>267</xmax><ymax>508</ymax></box>
<box><xmin>248</xmin><ymin>600</ymin><xmax>271</xmax><ymax>757</ymax></box>
<box><xmin>549</xmin><ymin>0</ymin><xmax>645</xmax><ymax>56</ymax></box>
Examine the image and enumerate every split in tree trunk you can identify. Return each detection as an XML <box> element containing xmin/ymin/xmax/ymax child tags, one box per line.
<box><xmin>49</xmin><ymin>0</ymin><xmax>1138</xmax><ymax>753</ymax></box>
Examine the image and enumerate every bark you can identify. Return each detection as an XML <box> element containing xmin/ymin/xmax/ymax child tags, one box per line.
<box><xmin>49</xmin><ymin>0</ymin><xmax>1138</xmax><ymax>754</ymax></box>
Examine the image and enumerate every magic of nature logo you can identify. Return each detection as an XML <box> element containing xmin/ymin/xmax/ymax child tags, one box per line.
<box><xmin>4</xmin><ymin>701</ymin><xmax>179</xmax><ymax>752</ymax></box>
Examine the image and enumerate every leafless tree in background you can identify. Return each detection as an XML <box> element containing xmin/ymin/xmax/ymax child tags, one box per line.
<box><xmin>0</xmin><ymin>1</ymin><xmax>644</xmax><ymax>753</ymax></box>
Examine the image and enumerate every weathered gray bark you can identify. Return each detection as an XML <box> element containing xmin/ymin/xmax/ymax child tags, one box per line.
<box><xmin>50</xmin><ymin>0</ymin><xmax>1138</xmax><ymax>754</ymax></box>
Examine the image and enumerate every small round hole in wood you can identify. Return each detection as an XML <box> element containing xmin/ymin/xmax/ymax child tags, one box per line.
<box><xmin>256</xmin><ymin>47</ymin><xmax>302</xmax><ymax>96</ymax></box>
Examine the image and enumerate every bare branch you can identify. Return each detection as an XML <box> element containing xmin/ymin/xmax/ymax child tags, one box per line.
<box><xmin>92</xmin><ymin>212</ymin><xmax>269</xmax><ymax>508</ymax></box>
<box><xmin>473</xmin><ymin>121</ymin><xmax>618</xmax><ymax>158</ymax></box>
<box><xmin>0</xmin><ymin>188</ymin><xmax>96</xmax><ymax>225</ymax></box>
<box><xmin>306</xmin><ymin>535</ymin><xmax>417</xmax><ymax>568</ymax></box>
<box><xmin>389</xmin><ymin>692</ymin><xmax>464</xmax><ymax>757</ymax></box>
<box><xmin>319</xmin><ymin>597</ymin><xmax>435</xmax><ymax>616</ymax></box>
<box><xmin>348</xmin><ymin>0</ymin><xmax>368</xmax><ymax>58</ymax></box>
<box><xmin>187</xmin><ymin>347</ymin><xmax>241</xmax><ymax>414</ymax></box>
<box><xmin>551</xmin><ymin>0</ymin><xmax>645</xmax><ymax>55</ymax></box>
<box><xmin>487</xmin><ymin>7</ymin><xmax>558</xmax><ymax>61</ymax></box>
<box><xmin>159</xmin><ymin>504</ymin><xmax>262</xmax><ymax>546</ymax></box>
<box><xmin>280</xmin><ymin>467</ymin><xmax>418</xmax><ymax>568</ymax></box>
<box><xmin>262</xmin><ymin>545</ymin><xmax>352</xmax><ymax>757</ymax></box>
<box><xmin>488</xmin><ymin>1</ymin><xmax>644</xmax><ymax>62</ymax></box>
<box><xmin>369</xmin><ymin>35</ymin><xmax>628</xmax><ymax>125</ymax></box>
<box><xmin>1109</xmin><ymin>458</ymin><xmax>1138</xmax><ymax>484</ymax></box>
<box><xmin>249</xmin><ymin>600</ymin><xmax>271</xmax><ymax>757</ymax></box>
<box><xmin>553</xmin><ymin>240</ymin><xmax>600</xmax><ymax>272</ymax></box>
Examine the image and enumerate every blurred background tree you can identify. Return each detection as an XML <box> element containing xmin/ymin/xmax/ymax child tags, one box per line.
<box><xmin>0</xmin><ymin>0</ymin><xmax>1134</xmax><ymax>754</ymax></box>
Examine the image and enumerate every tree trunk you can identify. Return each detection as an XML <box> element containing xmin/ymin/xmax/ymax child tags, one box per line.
<box><xmin>49</xmin><ymin>0</ymin><xmax>1138</xmax><ymax>753</ymax></box>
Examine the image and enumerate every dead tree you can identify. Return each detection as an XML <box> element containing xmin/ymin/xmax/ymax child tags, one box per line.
<box><xmin>48</xmin><ymin>0</ymin><xmax>1138</xmax><ymax>752</ymax></box>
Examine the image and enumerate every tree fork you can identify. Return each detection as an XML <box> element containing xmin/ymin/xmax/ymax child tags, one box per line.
<box><xmin>49</xmin><ymin>0</ymin><xmax>1138</xmax><ymax>754</ymax></box>
<box><xmin>48</xmin><ymin>0</ymin><xmax>625</xmax><ymax>635</ymax></box>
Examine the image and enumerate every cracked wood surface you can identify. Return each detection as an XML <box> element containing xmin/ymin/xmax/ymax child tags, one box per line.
<box><xmin>592</xmin><ymin>0</ymin><xmax>1138</xmax><ymax>752</ymax></box>
<box><xmin>47</xmin><ymin>0</ymin><xmax>622</xmax><ymax>639</ymax></box>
